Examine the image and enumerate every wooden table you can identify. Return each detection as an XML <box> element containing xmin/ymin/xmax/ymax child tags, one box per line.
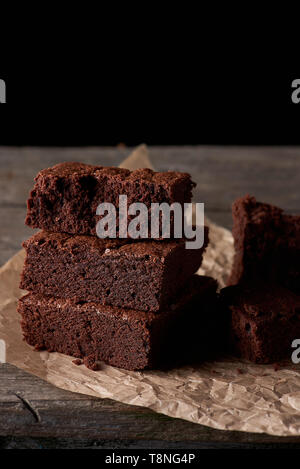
<box><xmin>1</xmin><ymin>146</ymin><xmax>300</xmax><ymax>449</ymax></box>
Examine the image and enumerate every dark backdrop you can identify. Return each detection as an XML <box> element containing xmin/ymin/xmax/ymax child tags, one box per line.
<box><xmin>0</xmin><ymin>71</ymin><xmax>299</xmax><ymax>146</ymax></box>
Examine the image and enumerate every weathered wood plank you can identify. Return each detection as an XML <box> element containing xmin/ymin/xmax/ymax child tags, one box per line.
<box><xmin>0</xmin><ymin>207</ymin><xmax>34</xmax><ymax>265</ymax></box>
<box><xmin>1</xmin><ymin>364</ymin><xmax>300</xmax><ymax>446</ymax></box>
<box><xmin>0</xmin><ymin>146</ymin><xmax>299</xmax><ymax>210</ymax></box>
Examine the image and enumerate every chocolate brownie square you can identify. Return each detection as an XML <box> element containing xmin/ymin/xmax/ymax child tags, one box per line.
<box><xmin>228</xmin><ymin>195</ymin><xmax>300</xmax><ymax>295</ymax></box>
<box><xmin>20</xmin><ymin>228</ymin><xmax>208</xmax><ymax>312</ymax></box>
<box><xmin>18</xmin><ymin>275</ymin><xmax>218</xmax><ymax>371</ymax></box>
<box><xmin>221</xmin><ymin>282</ymin><xmax>300</xmax><ymax>363</ymax></box>
<box><xmin>25</xmin><ymin>163</ymin><xmax>195</xmax><ymax>237</ymax></box>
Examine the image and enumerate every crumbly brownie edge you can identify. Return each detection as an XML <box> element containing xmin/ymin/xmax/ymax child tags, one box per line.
<box><xmin>221</xmin><ymin>283</ymin><xmax>300</xmax><ymax>363</ymax></box>
<box><xmin>227</xmin><ymin>194</ymin><xmax>297</xmax><ymax>286</ymax></box>
<box><xmin>25</xmin><ymin>163</ymin><xmax>195</xmax><ymax>236</ymax></box>
<box><xmin>20</xmin><ymin>230</ymin><xmax>207</xmax><ymax>311</ymax></box>
<box><xmin>18</xmin><ymin>275</ymin><xmax>218</xmax><ymax>371</ymax></box>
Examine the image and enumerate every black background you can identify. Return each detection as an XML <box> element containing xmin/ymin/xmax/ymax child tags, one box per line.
<box><xmin>0</xmin><ymin>69</ymin><xmax>299</xmax><ymax>146</ymax></box>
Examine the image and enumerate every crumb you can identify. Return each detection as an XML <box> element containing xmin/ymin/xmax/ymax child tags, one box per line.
<box><xmin>273</xmin><ymin>363</ymin><xmax>280</xmax><ymax>372</ymax></box>
<box><xmin>237</xmin><ymin>368</ymin><xmax>244</xmax><ymax>374</ymax></box>
<box><xmin>34</xmin><ymin>344</ymin><xmax>45</xmax><ymax>351</ymax></box>
<box><xmin>72</xmin><ymin>358</ymin><xmax>82</xmax><ymax>366</ymax></box>
<box><xmin>83</xmin><ymin>356</ymin><xmax>101</xmax><ymax>371</ymax></box>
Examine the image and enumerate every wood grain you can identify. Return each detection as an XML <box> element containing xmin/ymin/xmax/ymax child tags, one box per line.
<box><xmin>2</xmin><ymin>364</ymin><xmax>300</xmax><ymax>449</ymax></box>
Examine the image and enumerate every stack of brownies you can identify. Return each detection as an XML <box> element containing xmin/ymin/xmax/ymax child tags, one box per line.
<box><xmin>18</xmin><ymin>162</ymin><xmax>218</xmax><ymax>371</ymax></box>
<box><xmin>222</xmin><ymin>195</ymin><xmax>300</xmax><ymax>364</ymax></box>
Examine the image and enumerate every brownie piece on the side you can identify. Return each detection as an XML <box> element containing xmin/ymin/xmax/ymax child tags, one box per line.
<box><xmin>221</xmin><ymin>282</ymin><xmax>300</xmax><ymax>363</ymax></box>
<box><xmin>20</xmin><ymin>227</ymin><xmax>208</xmax><ymax>312</ymax></box>
<box><xmin>228</xmin><ymin>195</ymin><xmax>300</xmax><ymax>294</ymax></box>
<box><xmin>25</xmin><ymin>163</ymin><xmax>195</xmax><ymax>237</ymax></box>
<box><xmin>18</xmin><ymin>275</ymin><xmax>218</xmax><ymax>371</ymax></box>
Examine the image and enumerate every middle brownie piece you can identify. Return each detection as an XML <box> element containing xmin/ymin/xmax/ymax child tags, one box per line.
<box><xmin>20</xmin><ymin>229</ymin><xmax>208</xmax><ymax>312</ymax></box>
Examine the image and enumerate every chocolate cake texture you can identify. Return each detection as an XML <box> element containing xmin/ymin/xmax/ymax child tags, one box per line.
<box><xmin>19</xmin><ymin>276</ymin><xmax>218</xmax><ymax>371</ymax></box>
<box><xmin>221</xmin><ymin>282</ymin><xmax>300</xmax><ymax>363</ymax></box>
<box><xmin>228</xmin><ymin>194</ymin><xmax>300</xmax><ymax>295</ymax></box>
<box><xmin>20</xmin><ymin>228</ymin><xmax>208</xmax><ymax>312</ymax></box>
<box><xmin>25</xmin><ymin>162</ymin><xmax>195</xmax><ymax>237</ymax></box>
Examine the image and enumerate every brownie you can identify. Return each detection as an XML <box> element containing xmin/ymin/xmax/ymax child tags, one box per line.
<box><xmin>25</xmin><ymin>163</ymin><xmax>195</xmax><ymax>237</ymax></box>
<box><xmin>20</xmin><ymin>227</ymin><xmax>208</xmax><ymax>312</ymax></box>
<box><xmin>221</xmin><ymin>282</ymin><xmax>300</xmax><ymax>363</ymax></box>
<box><xmin>18</xmin><ymin>275</ymin><xmax>218</xmax><ymax>371</ymax></box>
<box><xmin>228</xmin><ymin>195</ymin><xmax>300</xmax><ymax>294</ymax></box>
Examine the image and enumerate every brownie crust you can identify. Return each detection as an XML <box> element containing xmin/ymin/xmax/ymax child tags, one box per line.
<box><xmin>25</xmin><ymin>163</ymin><xmax>196</xmax><ymax>237</ymax></box>
<box><xmin>221</xmin><ymin>282</ymin><xmax>300</xmax><ymax>363</ymax></box>
<box><xmin>228</xmin><ymin>195</ymin><xmax>300</xmax><ymax>295</ymax></box>
<box><xmin>20</xmin><ymin>228</ymin><xmax>208</xmax><ymax>312</ymax></box>
<box><xmin>18</xmin><ymin>275</ymin><xmax>218</xmax><ymax>371</ymax></box>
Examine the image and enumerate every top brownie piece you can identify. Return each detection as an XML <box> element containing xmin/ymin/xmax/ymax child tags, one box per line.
<box><xmin>228</xmin><ymin>195</ymin><xmax>300</xmax><ymax>294</ymax></box>
<box><xmin>25</xmin><ymin>163</ymin><xmax>195</xmax><ymax>236</ymax></box>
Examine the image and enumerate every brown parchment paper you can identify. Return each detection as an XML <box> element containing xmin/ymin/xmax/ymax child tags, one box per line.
<box><xmin>1</xmin><ymin>144</ymin><xmax>300</xmax><ymax>437</ymax></box>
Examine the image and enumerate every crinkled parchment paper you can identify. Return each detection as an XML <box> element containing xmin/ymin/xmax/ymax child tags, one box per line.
<box><xmin>1</xmin><ymin>144</ymin><xmax>300</xmax><ymax>436</ymax></box>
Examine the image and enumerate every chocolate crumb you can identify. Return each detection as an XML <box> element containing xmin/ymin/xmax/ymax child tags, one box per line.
<box><xmin>83</xmin><ymin>356</ymin><xmax>102</xmax><ymax>371</ymax></box>
<box><xmin>72</xmin><ymin>358</ymin><xmax>82</xmax><ymax>366</ymax></box>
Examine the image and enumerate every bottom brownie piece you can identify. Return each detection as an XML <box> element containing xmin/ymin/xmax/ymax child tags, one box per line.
<box><xmin>18</xmin><ymin>275</ymin><xmax>218</xmax><ymax>371</ymax></box>
<box><xmin>221</xmin><ymin>282</ymin><xmax>300</xmax><ymax>364</ymax></box>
